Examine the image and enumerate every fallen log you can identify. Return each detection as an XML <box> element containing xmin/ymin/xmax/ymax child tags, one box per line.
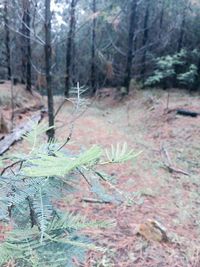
<box><xmin>0</xmin><ymin>112</ymin><xmax>42</xmax><ymax>155</ymax></box>
<box><xmin>13</xmin><ymin>104</ymin><xmax>46</xmax><ymax>117</ymax></box>
<box><xmin>176</xmin><ymin>109</ymin><xmax>199</xmax><ymax>117</ymax></box>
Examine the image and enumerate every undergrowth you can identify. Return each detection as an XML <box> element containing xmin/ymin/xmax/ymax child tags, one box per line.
<box><xmin>0</xmin><ymin>122</ymin><xmax>139</xmax><ymax>266</ymax></box>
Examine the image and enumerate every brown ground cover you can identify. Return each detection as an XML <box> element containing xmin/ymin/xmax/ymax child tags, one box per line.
<box><xmin>1</xmin><ymin>85</ymin><xmax>200</xmax><ymax>266</ymax></box>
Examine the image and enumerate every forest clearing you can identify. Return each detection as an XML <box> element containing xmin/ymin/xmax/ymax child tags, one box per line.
<box><xmin>0</xmin><ymin>83</ymin><xmax>200</xmax><ymax>266</ymax></box>
<box><xmin>1</xmin><ymin>0</ymin><xmax>200</xmax><ymax>266</ymax></box>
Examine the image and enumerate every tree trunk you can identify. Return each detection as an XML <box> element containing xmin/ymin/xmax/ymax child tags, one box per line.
<box><xmin>90</xmin><ymin>0</ymin><xmax>97</xmax><ymax>95</ymax></box>
<box><xmin>45</xmin><ymin>0</ymin><xmax>55</xmax><ymax>140</ymax></box>
<box><xmin>21</xmin><ymin>1</ymin><xmax>26</xmax><ymax>84</ymax></box>
<box><xmin>65</xmin><ymin>0</ymin><xmax>77</xmax><ymax>98</ymax></box>
<box><xmin>159</xmin><ymin>1</ymin><xmax>164</xmax><ymax>39</ymax></box>
<box><xmin>123</xmin><ymin>0</ymin><xmax>138</xmax><ymax>94</ymax></box>
<box><xmin>4</xmin><ymin>0</ymin><xmax>11</xmax><ymax>80</ymax></box>
<box><xmin>194</xmin><ymin>48</ymin><xmax>200</xmax><ymax>90</ymax></box>
<box><xmin>140</xmin><ymin>0</ymin><xmax>150</xmax><ymax>81</ymax></box>
<box><xmin>177</xmin><ymin>9</ymin><xmax>186</xmax><ymax>52</ymax></box>
<box><xmin>26</xmin><ymin>0</ymin><xmax>32</xmax><ymax>92</ymax></box>
<box><xmin>21</xmin><ymin>0</ymin><xmax>32</xmax><ymax>91</ymax></box>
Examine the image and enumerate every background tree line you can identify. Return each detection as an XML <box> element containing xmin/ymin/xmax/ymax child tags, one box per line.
<box><xmin>0</xmin><ymin>0</ymin><xmax>200</xmax><ymax>97</ymax></box>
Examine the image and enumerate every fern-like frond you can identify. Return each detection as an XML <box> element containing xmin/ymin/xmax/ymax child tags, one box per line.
<box><xmin>23</xmin><ymin>122</ymin><xmax>54</xmax><ymax>152</ymax></box>
<box><xmin>103</xmin><ymin>142</ymin><xmax>141</xmax><ymax>164</ymax></box>
<box><xmin>33</xmin><ymin>188</ymin><xmax>53</xmax><ymax>243</ymax></box>
<box><xmin>22</xmin><ymin>145</ymin><xmax>102</xmax><ymax>177</ymax></box>
<box><xmin>48</xmin><ymin>211</ymin><xmax>112</xmax><ymax>234</ymax></box>
<box><xmin>0</xmin><ymin>214</ymin><xmax>104</xmax><ymax>267</ymax></box>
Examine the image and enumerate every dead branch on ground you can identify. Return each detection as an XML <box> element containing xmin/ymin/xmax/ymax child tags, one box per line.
<box><xmin>0</xmin><ymin>112</ymin><xmax>42</xmax><ymax>155</ymax></box>
<box><xmin>160</xmin><ymin>144</ymin><xmax>190</xmax><ymax>176</ymax></box>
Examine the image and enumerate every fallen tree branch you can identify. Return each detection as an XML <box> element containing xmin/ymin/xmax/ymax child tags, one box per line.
<box><xmin>81</xmin><ymin>198</ymin><xmax>111</xmax><ymax>204</ymax></box>
<box><xmin>164</xmin><ymin>165</ymin><xmax>190</xmax><ymax>176</ymax></box>
<box><xmin>176</xmin><ymin>109</ymin><xmax>199</xmax><ymax>117</ymax></box>
<box><xmin>160</xmin><ymin>145</ymin><xmax>190</xmax><ymax>176</ymax></box>
<box><xmin>13</xmin><ymin>105</ymin><xmax>45</xmax><ymax>116</ymax></box>
<box><xmin>0</xmin><ymin>112</ymin><xmax>42</xmax><ymax>155</ymax></box>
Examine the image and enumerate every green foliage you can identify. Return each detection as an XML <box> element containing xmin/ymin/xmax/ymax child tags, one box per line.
<box><xmin>0</xmin><ymin>183</ymin><xmax>98</xmax><ymax>265</ymax></box>
<box><xmin>22</xmin><ymin>145</ymin><xmax>102</xmax><ymax>177</ymax></box>
<box><xmin>0</xmin><ymin>214</ymin><xmax>103</xmax><ymax>267</ymax></box>
<box><xmin>23</xmin><ymin>122</ymin><xmax>54</xmax><ymax>153</ymax></box>
<box><xmin>145</xmin><ymin>49</ymin><xmax>200</xmax><ymax>89</ymax></box>
<box><xmin>0</xmin><ymin>123</ymin><xmax>138</xmax><ymax>266</ymax></box>
<box><xmin>177</xmin><ymin>64</ymin><xmax>198</xmax><ymax>87</ymax></box>
<box><xmin>103</xmin><ymin>142</ymin><xmax>141</xmax><ymax>164</ymax></box>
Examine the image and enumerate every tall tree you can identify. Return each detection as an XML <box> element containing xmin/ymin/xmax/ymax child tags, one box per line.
<box><xmin>21</xmin><ymin>0</ymin><xmax>32</xmax><ymax>91</ymax></box>
<box><xmin>177</xmin><ymin>7</ymin><xmax>186</xmax><ymax>52</ymax></box>
<box><xmin>21</xmin><ymin>1</ymin><xmax>26</xmax><ymax>84</ymax></box>
<box><xmin>140</xmin><ymin>0</ymin><xmax>150</xmax><ymax>81</ymax></box>
<box><xmin>90</xmin><ymin>0</ymin><xmax>97</xmax><ymax>95</ymax></box>
<box><xmin>159</xmin><ymin>0</ymin><xmax>165</xmax><ymax>39</ymax></box>
<box><xmin>45</xmin><ymin>0</ymin><xmax>55</xmax><ymax>140</ymax></box>
<box><xmin>26</xmin><ymin>0</ymin><xmax>31</xmax><ymax>92</ymax></box>
<box><xmin>65</xmin><ymin>0</ymin><xmax>77</xmax><ymax>98</ymax></box>
<box><xmin>4</xmin><ymin>0</ymin><xmax>11</xmax><ymax>80</ymax></box>
<box><xmin>123</xmin><ymin>0</ymin><xmax>138</xmax><ymax>94</ymax></box>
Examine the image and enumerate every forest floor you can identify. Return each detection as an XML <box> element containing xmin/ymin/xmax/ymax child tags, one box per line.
<box><xmin>1</xmin><ymin>83</ymin><xmax>200</xmax><ymax>266</ymax></box>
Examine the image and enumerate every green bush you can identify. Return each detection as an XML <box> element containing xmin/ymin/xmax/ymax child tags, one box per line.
<box><xmin>145</xmin><ymin>49</ymin><xmax>200</xmax><ymax>90</ymax></box>
<box><xmin>177</xmin><ymin>64</ymin><xmax>198</xmax><ymax>89</ymax></box>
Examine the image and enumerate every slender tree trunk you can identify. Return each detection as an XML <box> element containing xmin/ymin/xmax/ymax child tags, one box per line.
<box><xmin>123</xmin><ymin>0</ymin><xmax>138</xmax><ymax>94</ymax></box>
<box><xmin>21</xmin><ymin>0</ymin><xmax>31</xmax><ymax>91</ymax></box>
<box><xmin>194</xmin><ymin>47</ymin><xmax>200</xmax><ymax>90</ymax></box>
<box><xmin>65</xmin><ymin>0</ymin><xmax>77</xmax><ymax>98</ymax></box>
<box><xmin>90</xmin><ymin>0</ymin><xmax>97</xmax><ymax>95</ymax></box>
<box><xmin>71</xmin><ymin>20</ymin><xmax>77</xmax><ymax>86</ymax></box>
<box><xmin>177</xmin><ymin>9</ymin><xmax>186</xmax><ymax>52</ymax></box>
<box><xmin>26</xmin><ymin>0</ymin><xmax>32</xmax><ymax>92</ymax></box>
<box><xmin>21</xmin><ymin>1</ymin><xmax>26</xmax><ymax>84</ymax></box>
<box><xmin>174</xmin><ymin>7</ymin><xmax>187</xmax><ymax>88</ymax></box>
<box><xmin>45</xmin><ymin>0</ymin><xmax>55</xmax><ymax>140</ymax></box>
<box><xmin>140</xmin><ymin>0</ymin><xmax>150</xmax><ymax>81</ymax></box>
<box><xmin>159</xmin><ymin>1</ymin><xmax>164</xmax><ymax>39</ymax></box>
<box><xmin>4</xmin><ymin>0</ymin><xmax>11</xmax><ymax>80</ymax></box>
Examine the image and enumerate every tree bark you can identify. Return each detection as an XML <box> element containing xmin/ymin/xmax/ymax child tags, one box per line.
<box><xmin>4</xmin><ymin>0</ymin><xmax>11</xmax><ymax>80</ymax></box>
<box><xmin>140</xmin><ymin>0</ymin><xmax>150</xmax><ymax>81</ymax></box>
<box><xmin>177</xmin><ymin>9</ymin><xmax>186</xmax><ymax>52</ymax></box>
<box><xmin>90</xmin><ymin>0</ymin><xmax>97</xmax><ymax>95</ymax></box>
<box><xmin>45</xmin><ymin>0</ymin><xmax>55</xmax><ymax>140</ymax></box>
<box><xmin>21</xmin><ymin>0</ymin><xmax>32</xmax><ymax>91</ymax></box>
<box><xmin>123</xmin><ymin>0</ymin><xmax>138</xmax><ymax>94</ymax></box>
<box><xmin>65</xmin><ymin>0</ymin><xmax>77</xmax><ymax>98</ymax></box>
<box><xmin>159</xmin><ymin>1</ymin><xmax>164</xmax><ymax>39</ymax></box>
<box><xmin>26</xmin><ymin>0</ymin><xmax>32</xmax><ymax>92</ymax></box>
<box><xmin>21</xmin><ymin>1</ymin><xmax>26</xmax><ymax>84</ymax></box>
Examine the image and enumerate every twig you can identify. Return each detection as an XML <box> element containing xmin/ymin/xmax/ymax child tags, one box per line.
<box><xmin>164</xmin><ymin>165</ymin><xmax>190</xmax><ymax>176</ymax></box>
<box><xmin>77</xmin><ymin>168</ymin><xmax>92</xmax><ymax>187</ymax></box>
<box><xmin>1</xmin><ymin>160</ymin><xmax>25</xmax><ymax>175</ymax></box>
<box><xmin>57</xmin><ymin>83</ymin><xmax>81</xmax><ymax>151</ymax></box>
<box><xmin>161</xmin><ymin>144</ymin><xmax>172</xmax><ymax>166</ymax></box>
<box><xmin>81</xmin><ymin>197</ymin><xmax>111</xmax><ymax>204</ymax></box>
<box><xmin>160</xmin><ymin>145</ymin><xmax>190</xmax><ymax>176</ymax></box>
<box><xmin>166</xmin><ymin>90</ymin><xmax>170</xmax><ymax>111</ymax></box>
<box><xmin>10</xmin><ymin>78</ymin><xmax>15</xmax><ymax>130</ymax></box>
<box><xmin>54</xmin><ymin>98</ymin><xmax>68</xmax><ymax>119</ymax></box>
<box><xmin>95</xmin><ymin>171</ymin><xmax>125</xmax><ymax>201</ymax></box>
